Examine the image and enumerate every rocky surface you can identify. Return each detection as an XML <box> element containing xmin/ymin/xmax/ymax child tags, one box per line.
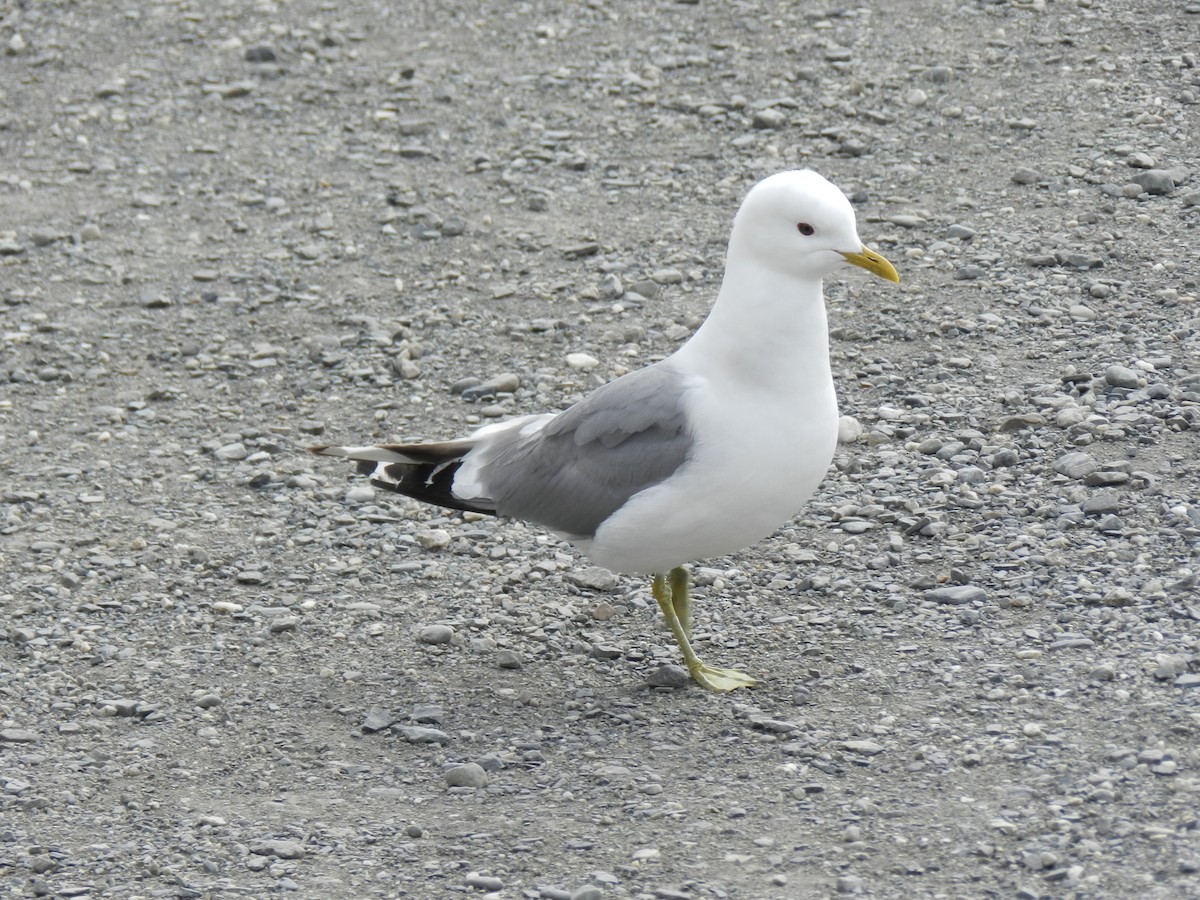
<box><xmin>2</xmin><ymin>0</ymin><xmax>1198</xmax><ymax>898</ymax></box>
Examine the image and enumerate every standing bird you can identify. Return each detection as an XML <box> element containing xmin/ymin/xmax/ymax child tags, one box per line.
<box><xmin>311</xmin><ymin>170</ymin><xmax>899</xmax><ymax>691</ymax></box>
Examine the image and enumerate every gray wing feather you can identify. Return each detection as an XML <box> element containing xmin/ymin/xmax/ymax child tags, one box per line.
<box><xmin>481</xmin><ymin>362</ymin><xmax>693</xmax><ymax>537</ymax></box>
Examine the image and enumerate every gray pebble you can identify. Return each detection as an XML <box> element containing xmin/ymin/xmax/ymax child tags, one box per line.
<box><xmin>362</xmin><ymin>708</ymin><xmax>397</xmax><ymax>733</ymax></box>
<box><xmin>269</xmin><ymin>616</ymin><xmax>299</xmax><ymax>633</ymax></box>
<box><xmin>245</xmin><ymin>46</ymin><xmax>277</xmax><ymax>62</ymax></box>
<box><xmin>461</xmin><ymin>372</ymin><xmax>519</xmax><ymax>400</ymax></box>
<box><xmin>213</xmin><ymin>441</ymin><xmax>248</xmax><ymax>461</ymax></box>
<box><xmin>837</xmin><ymin>874</ymin><xmax>864</xmax><ymax>893</ymax></box>
<box><xmin>1011</xmin><ymin>167</ymin><xmax>1041</xmax><ymax>185</ymax></box>
<box><xmin>1129</xmin><ymin>169</ymin><xmax>1175</xmax><ymax>195</ymax></box>
<box><xmin>752</xmin><ymin>107</ymin><xmax>787</xmax><ymax>129</ymax></box>
<box><xmin>419</xmin><ymin>624</ymin><xmax>455</xmax><ymax>645</ymax></box>
<box><xmin>925</xmin><ymin>585</ymin><xmax>987</xmax><ymax>605</ymax></box>
<box><xmin>1082</xmin><ymin>490</ymin><xmax>1120</xmax><ymax>516</ymax></box>
<box><xmin>398</xmin><ymin>725</ymin><xmax>450</xmax><ymax>745</ymax></box>
<box><xmin>251</xmin><ymin>839</ymin><xmax>306</xmax><ymax>859</ymax></box>
<box><xmin>344</xmin><ymin>485</ymin><xmax>376</xmax><ymax>504</ymax></box>
<box><xmin>646</xmin><ymin>664</ymin><xmax>691</xmax><ymax>688</ymax></box>
<box><xmin>570</xmin><ymin>889</ymin><xmax>603</xmax><ymax>900</ymax></box>
<box><xmin>411</xmin><ymin>704</ymin><xmax>445</xmax><ymax>724</ymax></box>
<box><xmin>565</xmin><ymin>566</ymin><xmax>619</xmax><ymax>592</ymax></box>
<box><xmin>465</xmin><ymin>872</ymin><xmax>503</xmax><ymax>891</ymax></box>
<box><xmin>444</xmin><ymin>762</ymin><xmax>489</xmax><ymax>788</ymax></box>
<box><xmin>415</xmin><ymin>528</ymin><xmax>452</xmax><ymax>550</ymax></box>
<box><xmin>1104</xmin><ymin>365</ymin><xmax>1141</xmax><ymax>389</ymax></box>
<box><xmin>838</xmin><ymin>415</ymin><xmax>863</xmax><ymax>443</ymax></box>
<box><xmin>1053</xmin><ymin>451</ymin><xmax>1098</xmax><ymax>479</ymax></box>
<box><xmin>0</xmin><ymin>728</ymin><xmax>38</xmax><ymax>743</ymax></box>
<box><xmin>495</xmin><ymin>649</ymin><xmax>523</xmax><ymax>669</ymax></box>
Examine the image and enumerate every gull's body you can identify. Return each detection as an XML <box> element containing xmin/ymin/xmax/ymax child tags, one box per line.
<box><xmin>313</xmin><ymin>170</ymin><xmax>898</xmax><ymax>690</ymax></box>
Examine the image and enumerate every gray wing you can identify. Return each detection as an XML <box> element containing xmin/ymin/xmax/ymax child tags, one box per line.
<box><xmin>480</xmin><ymin>362</ymin><xmax>693</xmax><ymax>538</ymax></box>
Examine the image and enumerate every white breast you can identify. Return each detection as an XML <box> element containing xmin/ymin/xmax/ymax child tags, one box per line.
<box><xmin>586</xmin><ymin>370</ymin><xmax>839</xmax><ymax>574</ymax></box>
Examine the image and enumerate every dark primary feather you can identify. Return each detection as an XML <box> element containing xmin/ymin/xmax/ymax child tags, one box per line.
<box><xmin>372</xmin><ymin>457</ymin><xmax>496</xmax><ymax>516</ymax></box>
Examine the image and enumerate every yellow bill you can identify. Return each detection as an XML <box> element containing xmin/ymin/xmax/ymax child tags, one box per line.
<box><xmin>840</xmin><ymin>246</ymin><xmax>900</xmax><ymax>283</ymax></box>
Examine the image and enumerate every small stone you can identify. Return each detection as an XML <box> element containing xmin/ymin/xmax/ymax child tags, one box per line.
<box><xmin>566</xmin><ymin>352</ymin><xmax>600</xmax><ymax>370</ymax></box>
<box><xmin>415</xmin><ymin>528</ymin><xmax>452</xmax><ymax>550</ymax></box>
<box><xmin>405</xmin><ymin>824</ymin><xmax>423</xmax><ymax>838</ymax></box>
<box><xmin>444</xmin><ymin>762</ymin><xmax>489</xmax><ymax>788</ymax></box>
<box><xmin>1053</xmin><ymin>451</ymin><xmax>1098</xmax><ymax>479</ymax></box>
<box><xmin>955</xmin><ymin>265</ymin><xmax>986</xmax><ymax>280</ymax></box>
<box><xmin>838</xmin><ymin>415</ymin><xmax>863</xmax><ymax>444</ymax></box>
<box><xmin>1082</xmin><ymin>490</ymin><xmax>1120</xmax><ymax>516</ymax></box>
<box><xmin>465</xmin><ymin>873</ymin><xmax>503</xmax><ymax>891</ymax></box>
<box><xmin>495</xmin><ymin>649</ymin><xmax>523</xmax><ymax>669</ymax></box>
<box><xmin>651</xmin><ymin>267</ymin><xmax>685</xmax><ymax>285</ymax></box>
<box><xmin>600</xmin><ymin>273</ymin><xmax>624</xmax><ymax>299</ymax></box>
<box><xmin>269</xmin><ymin>616</ymin><xmax>299</xmax><ymax>633</ymax></box>
<box><xmin>840</xmin><ymin>740</ymin><xmax>885</xmax><ymax>756</ymax></box>
<box><xmin>245</xmin><ymin>46</ymin><xmax>277</xmax><ymax>62</ymax></box>
<box><xmin>647</xmin><ymin>664</ymin><xmax>691</xmax><ymax>688</ymax></box>
<box><xmin>1175</xmin><ymin>673</ymin><xmax>1200</xmax><ymax>689</ymax></box>
<box><xmin>0</xmin><ymin>728</ymin><xmax>38</xmax><ymax>743</ymax></box>
<box><xmin>1011</xmin><ymin>167</ymin><xmax>1041</xmax><ymax>185</ymax></box>
<box><xmin>1104</xmin><ymin>365</ymin><xmax>1141</xmax><ymax>389</ymax></box>
<box><xmin>397</xmin><ymin>725</ymin><xmax>450</xmax><ymax>745</ymax></box>
<box><xmin>418</xmin><ymin>624</ymin><xmax>454</xmax><ymax>645</ymax></box>
<box><xmin>752</xmin><ymin>107</ymin><xmax>787</xmax><ymax>129</ymax></box>
<box><xmin>571</xmin><ymin>889</ymin><xmax>604</xmax><ymax>900</ymax></box>
<box><xmin>213</xmin><ymin>441</ymin><xmax>248</xmax><ymax>461</ymax></box>
<box><xmin>344</xmin><ymin>485</ymin><xmax>376</xmax><ymax>504</ymax></box>
<box><xmin>29</xmin><ymin>228</ymin><xmax>63</xmax><ymax>247</ymax></box>
<box><xmin>925</xmin><ymin>585</ymin><xmax>987</xmax><ymax>605</ymax></box>
<box><xmin>591</xmin><ymin>601</ymin><xmax>616</xmax><ymax>621</ymax></box>
<box><xmin>837</xmin><ymin>874</ymin><xmax>864</xmax><ymax>893</ymax></box>
<box><xmin>1129</xmin><ymin>169</ymin><xmax>1175</xmax><ymax>195</ymax></box>
<box><xmin>362</xmin><ymin>708</ymin><xmax>396</xmax><ymax>732</ymax></box>
<box><xmin>460</xmin><ymin>372</ymin><xmax>520</xmax><ymax>400</ymax></box>
<box><xmin>565</xmin><ymin>566</ymin><xmax>619</xmax><ymax>592</ymax></box>
<box><xmin>252</xmin><ymin>839</ymin><xmax>306</xmax><ymax>859</ymax></box>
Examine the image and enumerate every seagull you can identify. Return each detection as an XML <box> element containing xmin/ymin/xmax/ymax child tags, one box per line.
<box><xmin>311</xmin><ymin>170</ymin><xmax>899</xmax><ymax>691</ymax></box>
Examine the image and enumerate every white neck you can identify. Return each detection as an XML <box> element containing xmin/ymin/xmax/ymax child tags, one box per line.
<box><xmin>674</xmin><ymin>259</ymin><xmax>833</xmax><ymax>393</ymax></box>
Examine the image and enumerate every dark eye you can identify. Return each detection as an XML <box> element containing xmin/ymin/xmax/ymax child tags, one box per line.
<box><xmin>797</xmin><ymin>223</ymin><xmax>815</xmax><ymax>236</ymax></box>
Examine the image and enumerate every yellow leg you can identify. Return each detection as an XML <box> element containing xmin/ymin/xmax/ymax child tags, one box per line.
<box><xmin>669</xmin><ymin>565</ymin><xmax>692</xmax><ymax>636</ymax></box>
<box><xmin>652</xmin><ymin>567</ymin><xmax>756</xmax><ymax>692</ymax></box>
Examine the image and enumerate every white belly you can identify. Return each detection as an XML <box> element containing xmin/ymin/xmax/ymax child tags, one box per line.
<box><xmin>585</xmin><ymin>375</ymin><xmax>838</xmax><ymax>574</ymax></box>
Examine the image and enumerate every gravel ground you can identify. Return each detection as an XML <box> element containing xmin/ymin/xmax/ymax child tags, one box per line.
<box><xmin>2</xmin><ymin>0</ymin><xmax>1199</xmax><ymax>898</ymax></box>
